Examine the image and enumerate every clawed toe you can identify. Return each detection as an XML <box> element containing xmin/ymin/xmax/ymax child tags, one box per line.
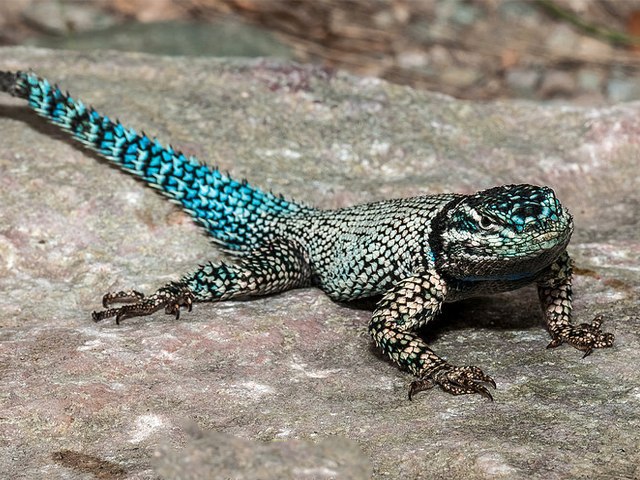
<box><xmin>408</xmin><ymin>378</ymin><xmax>436</xmax><ymax>400</ymax></box>
<box><xmin>410</xmin><ymin>365</ymin><xmax>496</xmax><ymax>401</ymax></box>
<box><xmin>547</xmin><ymin>314</ymin><xmax>615</xmax><ymax>357</ymax></box>
<box><xmin>164</xmin><ymin>291</ymin><xmax>193</xmax><ymax>320</ymax></box>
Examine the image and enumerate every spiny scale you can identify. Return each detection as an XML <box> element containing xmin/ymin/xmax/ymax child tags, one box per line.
<box><xmin>0</xmin><ymin>70</ymin><xmax>615</xmax><ymax>400</ymax></box>
<box><xmin>3</xmin><ymin>71</ymin><xmax>305</xmax><ymax>251</ymax></box>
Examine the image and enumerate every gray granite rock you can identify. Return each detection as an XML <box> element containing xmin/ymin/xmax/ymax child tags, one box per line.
<box><xmin>0</xmin><ymin>47</ymin><xmax>638</xmax><ymax>480</ymax></box>
<box><xmin>154</xmin><ymin>423</ymin><xmax>371</xmax><ymax>479</ymax></box>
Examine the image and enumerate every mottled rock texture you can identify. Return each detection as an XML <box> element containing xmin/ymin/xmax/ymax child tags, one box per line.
<box><xmin>0</xmin><ymin>47</ymin><xmax>638</xmax><ymax>479</ymax></box>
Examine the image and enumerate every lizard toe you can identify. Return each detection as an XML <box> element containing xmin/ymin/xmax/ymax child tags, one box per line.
<box><xmin>435</xmin><ymin>365</ymin><xmax>496</xmax><ymax>400</ymax></box>
<box><xmin>410</xmin><ymin>365</ymin><xmax>496</xmax><ymax>401</ymax></box>
<box><xmin>101</xmin><ymin>290</ymin><xmax>145</xmax><ymax>308</ymax></box>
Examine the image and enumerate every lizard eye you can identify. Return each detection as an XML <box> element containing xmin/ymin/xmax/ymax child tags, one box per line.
<box><xmin>478</xmin><ymin>216</ymin><xmax>493</xmax><ymax>230</ymax></box>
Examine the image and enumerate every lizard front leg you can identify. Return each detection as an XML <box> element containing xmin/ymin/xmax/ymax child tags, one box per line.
<box><xmin>369</xmin><ymin>271</ymin><xmax>496</xmax><ymax>400</ymax></box>
<box><xmin>537</xmin><ymin>251</ymin><xmax>614</xmax><ymax>357</ymax></box>
<box><xmin>93</xmin><ymin>240</ymin><xmax>311</xmax><ymax>324</ymax></box>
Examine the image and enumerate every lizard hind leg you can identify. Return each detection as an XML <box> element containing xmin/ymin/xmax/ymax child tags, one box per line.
<box><xmin>92</xmin><ymin>282</ymin><xmax>194</xmax><ymax>325</ymax></box>
<box><xmin>92</xmin><ymin>240</ymin><xmax>311</xmax><ymax>324</ymax></box>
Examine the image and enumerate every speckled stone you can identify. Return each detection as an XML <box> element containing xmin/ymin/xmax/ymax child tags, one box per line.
<box><xmin>0</xmin><ymin>47</ymin><xmax>638</xmax><ymax>479</ymax></box>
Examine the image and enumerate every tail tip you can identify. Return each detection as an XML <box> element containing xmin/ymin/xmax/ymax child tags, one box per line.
<box><xmin>0</xmin><ymin>70</ymin><xmax>19</xmax><ymax>94</ymax></box>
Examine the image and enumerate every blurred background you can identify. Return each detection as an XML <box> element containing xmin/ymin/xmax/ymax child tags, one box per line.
<box><xmin>3</xmin><ymin>0</ymin><xmax>640</xmax><ymax>105</ymax></box>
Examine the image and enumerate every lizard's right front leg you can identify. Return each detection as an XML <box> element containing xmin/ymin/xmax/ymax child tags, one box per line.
<box><xmin>369</xmin><ymin>271</ymin><xmax>496</xmax><ymax>400</ymax></box>
<box><xmin>92</xmin><ymin>240</ymin><xmax>311</xmax><ymax>324</ymax></box>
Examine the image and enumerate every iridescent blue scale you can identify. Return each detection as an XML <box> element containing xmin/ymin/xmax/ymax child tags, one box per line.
<box><xmin>13</xmin><ymin>72</ymin><xmax>304</xmax><ymax>250</ymax></box>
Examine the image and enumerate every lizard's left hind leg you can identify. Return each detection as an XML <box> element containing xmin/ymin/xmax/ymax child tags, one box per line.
<box><xmin>92</xmin><ymin>240</ymin><xmax>311</xmax><ymax>324</ymax></box>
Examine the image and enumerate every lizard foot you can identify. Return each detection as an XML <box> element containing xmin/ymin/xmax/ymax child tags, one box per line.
<box><xmin>92</xmin><ymin>282</ymin><xmax>194</xmax><ymax>324</ymax></box>
<box><xmin>409</xmin><ymin>365</ymin><xmax>496</xmax><ymax>401</ymax></box>
<box><xmin>547</xmin><ymin>314</ymin><xmax>614</xmax><ymax>358</ymax></box>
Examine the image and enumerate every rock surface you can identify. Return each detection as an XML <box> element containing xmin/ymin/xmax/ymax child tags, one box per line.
<box><xmin>0</xmin><ymin>47</ymin><xmax>638</xmax><ymax>479</ymax></box>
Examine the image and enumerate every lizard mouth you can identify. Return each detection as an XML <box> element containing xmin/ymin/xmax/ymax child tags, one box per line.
<box><xmin>449</xmin><ymin>221</ymin><xmax>573</xmax><ymax>280</ymax></box>
<box><xmin>530</xmin><ymin>229</ymin><xmax>571</xmax><ymax>253</ymax></box>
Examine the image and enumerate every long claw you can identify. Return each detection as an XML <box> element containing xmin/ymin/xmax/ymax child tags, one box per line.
<box><xmin>408</xmin><ymin>378</ymin><xmax>436</xmax><ymax>400</ymax></box>
<box><xmin>546</xmin><ymin>338</ymin><xmax>562</xmax><ymax>349</ymax></box>
<box><xmin>473</xmin><ymin>383</ymin><xmax>494</xmax><ymax>402</ymax></box>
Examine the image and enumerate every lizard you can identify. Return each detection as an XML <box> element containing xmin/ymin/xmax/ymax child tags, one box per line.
<box><xmin>0</xmin><ymin>70</ymin><xmax>615</xmax><ymax>400</ymax></box>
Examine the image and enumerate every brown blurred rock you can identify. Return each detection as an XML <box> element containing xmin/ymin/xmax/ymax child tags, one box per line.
<box><xmin>4</xmin><ymin>0</ymin><xmax>640</xmax><ymax>102</ymax></box>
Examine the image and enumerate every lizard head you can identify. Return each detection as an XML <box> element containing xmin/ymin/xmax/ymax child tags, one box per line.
<box><xmin>431</xmin><ymin>184</ymin><xmax>573</xmax><ymax>280</ymax></box>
